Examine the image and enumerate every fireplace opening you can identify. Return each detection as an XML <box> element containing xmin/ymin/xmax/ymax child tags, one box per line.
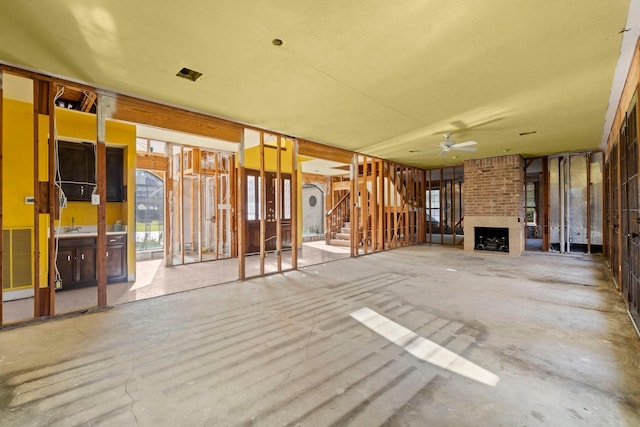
<box><xmin>475</xmin><ymin>227</ymin><xmax>509</xmax><ymax>252</ymax></box>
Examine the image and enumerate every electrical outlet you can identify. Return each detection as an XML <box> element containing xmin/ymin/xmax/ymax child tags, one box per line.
<box><xmin>91</xmin><ymin>194</ymin><xmax>100</xmax><ymax>205</ymax></box>
<box><xmin>54</xmin><ymin>280</ymin><xmax>62</xmax><ymax>290</ymax></box>
<box><xmin>59</xmin><ymin>194</ymin><xmax>67</xmax><ymax>208</ymax></box>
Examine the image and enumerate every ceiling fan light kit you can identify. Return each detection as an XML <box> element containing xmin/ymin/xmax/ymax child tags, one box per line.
<box><xmin>438</xmin><ymin>133</ymin><xmax>478</xmax><ymax>156</ymax></box>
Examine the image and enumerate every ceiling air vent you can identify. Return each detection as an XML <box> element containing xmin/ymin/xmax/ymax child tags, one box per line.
<box><xmin>176</xmin><ymin>67</ymin><xmax>203</xmax><ymax>82</ymax></box>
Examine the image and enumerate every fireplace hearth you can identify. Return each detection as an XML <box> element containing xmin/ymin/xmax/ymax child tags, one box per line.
<box><xmin>475</xmin><ymin>227</ymin><xmax>509</xmax><ymax>252</ymax></box>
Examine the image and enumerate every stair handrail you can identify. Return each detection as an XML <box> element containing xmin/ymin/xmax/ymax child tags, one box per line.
<box><xmin>326</xmin><ymin>190</ymin><xmax>351</xmax><ymax>243</ymax></box>
<box><xmin>326</xmin><ymin>191</ymin><xmax>351</xmax><ymax>216</ymax></box>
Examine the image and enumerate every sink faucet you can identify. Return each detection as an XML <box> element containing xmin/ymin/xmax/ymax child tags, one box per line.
<box><xmin>65</xmin><ymin>217</ymin><xmax>81</xmax><ymax>233</ymax></box>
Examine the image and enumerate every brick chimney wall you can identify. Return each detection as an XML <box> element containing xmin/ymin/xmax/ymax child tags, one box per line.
<box><xmin>464</xmin><ymin>155</ymin><xmax>525</xmax><ymax>218</ymax></box>
<box><xmin>463</xmin><ymin>154</ymin><xmax>526</xmax><ymax>255</ymax></box>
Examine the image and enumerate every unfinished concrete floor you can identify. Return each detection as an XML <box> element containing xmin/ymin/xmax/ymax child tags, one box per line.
<box><xmin>0</xmin><ymin>246</ymin><xmax>639</xmax><ymax>426</ymax></box>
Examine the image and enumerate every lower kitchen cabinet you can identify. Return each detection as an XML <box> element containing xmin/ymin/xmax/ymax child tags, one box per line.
<box><xmin>106</xmin><ymin>235</ymin><xmax>127</xmax><ymax>282</ymax></box>
<box><xmin>55</xmin><ymin>235</ymin><xmax>127</xmax><ymax>289</ymax></box>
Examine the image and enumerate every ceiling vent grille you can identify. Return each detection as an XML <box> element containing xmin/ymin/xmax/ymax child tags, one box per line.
<box><xmin>176</xmin><ymin>67</ymin><xmax>203</xmax><ymax>82</ymax></box>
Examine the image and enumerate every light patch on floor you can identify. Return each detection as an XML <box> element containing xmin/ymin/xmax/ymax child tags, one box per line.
<box><xmin>303</xmin><ymin>240</ymin><xmax>351</xmax><ymax>254</ymax></box>
<box><xmin>351</xmin><ymin>307</ymin><xmax>500</xmax><ymax>387</ymax></box>
<box><xmin>131</xmin><ymin>259</ymin><xmax>162</xmax><ymax>290</ymax></box>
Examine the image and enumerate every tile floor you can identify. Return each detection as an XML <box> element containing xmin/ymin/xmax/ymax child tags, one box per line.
<box><xmin>2</xmin><ymin>241</ymin><xmax>351</xmax><ymax>325</ymax></box>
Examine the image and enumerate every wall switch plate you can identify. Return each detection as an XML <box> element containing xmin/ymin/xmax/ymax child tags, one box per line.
<box><xmin>91</xmin><ymin>194</ymin><xmax>100</xmax><ymax>205</ymax></box>
<box><xmin>25</xmin><ymin>196</ymin><xmax>35</xmax><ymax>204</ymax></box>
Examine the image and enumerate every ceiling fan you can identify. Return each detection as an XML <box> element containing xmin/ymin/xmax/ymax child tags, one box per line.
<box><xmin>438</xmin><ymin>133</ymin><xmax>478</xmax><ymax>156</ymax></box>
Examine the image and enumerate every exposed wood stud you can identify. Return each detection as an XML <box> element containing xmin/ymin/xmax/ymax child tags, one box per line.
<box><xmin>48</xmin><ymin>79</ymin><xmax>57</xmax><ymax>315</ymax></box>
<box><xmin>0</xmin><ymin>70</ymin><xmax>3</xmax><ymax>326</ymax></box>
<box><xmin>180</xmin><ymin>147</ymin><xmax>185</xmax><ymax>266</ymax></box>
<box><xmin>586</xmin><ymin>152</ymin><xmax>592</xmax><ymax>254</ymax></box>
<box><xmin>165</xmin><ymin>143</ymin><xmax>173</xmax><ymax>266</ymax></box>
<box><xmin>214</xmin><ymin>153</ymin><xmax>220</xmax><ymax>260</ymax></box>
<box><xmin>260</xmin><ymin>132</ymin><xmax>266</xmax><ymax>275</ymax></box>
<box><xmin>276</xmin><ymin>136</ymin><xmax>282</xmax><ymax>272</ymax></box>
<box><xmin>542</xmin><ymin>157</ymin><xmax>550</xmax><ymax>251</ymax></box>
<box><xmin>96</xmin><ymin>92</ymin><xmax>108</xmax><ymax>307</ymax></box>
<box><xmin>33</xmin><ymin>78</ymin><xmax>42</xmax><ymax>317</ymax></box>
<box><xmin>291</xmin><ymin>138</ymin><xmax>298</xmax><ymax>269</ymax></box>
<box><xmin>237</xmin><ymin>136</ymin><xmax>246</xmax><ymax>280</ymax></box>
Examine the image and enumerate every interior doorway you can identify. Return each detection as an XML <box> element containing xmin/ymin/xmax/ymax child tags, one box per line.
<box><xmin>136</xmin><ymin>169</ymin><xmax>165</xmax><ymax>259</ymax></box>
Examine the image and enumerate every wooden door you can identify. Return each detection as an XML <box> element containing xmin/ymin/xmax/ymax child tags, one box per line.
<box><xmin>245</xmin><ymin>170</ymin><xmax>291</xmax><ymax>254</ymax></box>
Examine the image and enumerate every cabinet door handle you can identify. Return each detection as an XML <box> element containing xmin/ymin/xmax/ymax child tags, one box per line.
<box><xmin>106</xmin><ymin>251</ymin><xmax>109</xmax><ymax>258</ymax></box>
<box><xmin>67</xmin><ymin>255</ymin><xmax>71</xmax><ymax>262</ymax></box>
<box><xmin>81</xmin><ymin>253</ymin><xmax>85</xmax><ymax>260</ymax></box>
<box><xmin>109</xmin><ymin>239</ymin><xmax>116</xmax><ymax>243</ymax></box>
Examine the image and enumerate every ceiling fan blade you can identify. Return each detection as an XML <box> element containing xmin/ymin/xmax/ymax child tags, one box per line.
<box><xmin>451</xmin><ymin>146</ymin><xmax>478</xmax><ymax>152</ymax></box>
<box><xmin>452</xmin><ymin>140</ymin><xmax>477</xmax><ymax>148</ymax></box>
<box><xmin>438</xmin><ymin>150</ymin><xmax>447</xmax><ymax>156</ymax></box>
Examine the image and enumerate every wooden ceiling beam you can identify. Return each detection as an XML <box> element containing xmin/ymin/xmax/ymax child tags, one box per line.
<box><xmin>109</xmin><ymin>94</ymin><xmax>243</xmax><ymax>143</ymax></box>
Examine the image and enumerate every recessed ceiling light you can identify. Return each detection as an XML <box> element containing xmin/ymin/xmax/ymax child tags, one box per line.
<box><xmin>176</xmin><ymin>67</ymin><xmax>203</xmax><ymax>82</ymax></box>
<box><xmin>272</xmin><ymin>38</ymin><xmax>284</xmax><ymax>46</ymax></box>
<box><xmin>518</xmin><ymin>131</ymin><xmax>537</xmax><ymax>136</ymax></box>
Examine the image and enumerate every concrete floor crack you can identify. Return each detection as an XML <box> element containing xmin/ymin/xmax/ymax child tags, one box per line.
<box><xmin>124</xmin><ymin>359</ymin><xmax>139</xmax><ymax>426</ymax></box>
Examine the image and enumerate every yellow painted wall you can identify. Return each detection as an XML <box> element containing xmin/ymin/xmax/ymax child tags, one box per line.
<box><xmin>243</xmin><ymin>139</ymin><xmax>304</xmax><ymax>244</ymax></box>
<box><xmin>2</xmin><ymin>98</ymin><xmax>136</xmax><ymax>289</ymax></box>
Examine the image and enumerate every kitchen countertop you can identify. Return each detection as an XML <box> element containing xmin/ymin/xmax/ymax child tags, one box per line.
<box><xmin>50</xmin><ymin>226</ymin><xmax>128</xmax><ymax>239</ymax></box>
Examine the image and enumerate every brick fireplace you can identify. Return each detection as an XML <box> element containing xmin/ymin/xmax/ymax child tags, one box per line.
<box><xmin>463</xmin><ymin>155</ymin><xmax>525</xmax><ymax>256</ymax></box>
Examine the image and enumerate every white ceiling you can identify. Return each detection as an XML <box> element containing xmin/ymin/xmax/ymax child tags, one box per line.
<box><xmin>0</xmin><ymin>1</ymin><xmax>637</xmax><ymax>168</ymax></box>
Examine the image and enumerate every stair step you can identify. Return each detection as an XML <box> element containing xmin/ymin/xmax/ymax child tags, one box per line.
<box><xmin>328</xmin><ymin>239</ymin><xmax>351</xmax><ymax>247</ymax></box>
<box><xmin>343</xmin><ymin>222</ymin><xmax>350</xmax><ymax>227</ymax></box>
<box><xmin>334</xmin><ymin>232</ymin><xmax>350</xmax><ymax>240</ymax></box>
<box><xmin>340</xmin><ymin>227</ymin><xmax>351</xmax><ymax>233</ymax></box>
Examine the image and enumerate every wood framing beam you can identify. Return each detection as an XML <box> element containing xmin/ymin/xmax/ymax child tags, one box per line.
<box><xmin>276</xmin><ymin>136</ymin><xmax>282</xmax><ymax>272</ymax></box>
<box><xmin>214</xmin><ymin>153</ymin><xmax>220</xmax><ymax>260</ymax></box>
<box><xmin>96</xmin><ymin>94</ymin><xmax>108</xmax><ymax>307</ymax></box>
<box><xmin>542</xmin><ymin>157</ymin><xmax>550</xmax><ymax>251</ymax></box>
<box><xmin>291</xmin><ymin>138</ymin><xmax>298</xmax><ymax>269</ymax></box>
<box><xmin>260</xmin><ymin>132</ymin><xmax>266</xmax><ymax>275</ymax></box>
<box><xmin>180</xmin><ymin>147</ymin><xmax>185</xmax><ymax>266</ymax></box>
<box><xmin>586</xmin><ymin>152</ymin><xmax>592</xmax><ymax>254</ymax></box>
<box><xmin>350</xmin><ymin>155</ymin><xmax>358</xmax><ymax>257</ymax></box>
<box><xmin>371</xmin><ymin>159</ymin><xmax>378</xmax><ymax>251</ymax></box>
<box><xmin>165</xmin><ymin>143</ymin><xmax>173</xmax><ymax>266</ymax></box>
<box><xmin>361</xmin><ymin>156</ymin><xmax>368</xmax><ymax>254</ymax></box>
<box><xmin>33</xmin><ymin>79</ymin><xmax>43</xmax><ymax>317</ymax></box>
<box><xmin>110</xmin><ymin>94</ymin><xmax>243</xmax><ymax>143</ymax></box>
<box><xmin>298</xmin><ymin>139</ymin><xmax>354</xmax><ymax>164</ymax></box>
<box><xmin>137</xmin><ymin>154</ymin><xmax>168</xmax><ymax>171</ymax></box>
<box><xmin>48</xmin><ymin>79</ymin><xmax>57</xmax><ymax>315</ymax></box>
<box><xmin>0</xmin><ymin>70</ymin><xmax>4</xmax><ymax>326</ymax></box>
<box><xmin>238</xmin><ymin>139</ymin><xmax>246</xmax><ymax>280</ymax></box>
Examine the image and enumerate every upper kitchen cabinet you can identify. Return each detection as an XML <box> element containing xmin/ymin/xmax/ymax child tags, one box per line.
<box><xmin>106</xmin><ymin>147</ymin><xmax>125</xmax><ymax>202</ymax></box>
<box><xmin>58</xmin><ymin>141</ymin><xmax>126</xmax><ymax>202</ymax></box>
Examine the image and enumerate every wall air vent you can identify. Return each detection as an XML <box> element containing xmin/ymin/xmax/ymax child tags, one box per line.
<box><xmin>176</xmin><ymin>67</ymin><xmax>203</xmax><ymax>82</ymax></box>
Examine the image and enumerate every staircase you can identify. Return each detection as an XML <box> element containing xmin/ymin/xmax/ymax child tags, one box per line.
<box><xmin>328</xmin><ymin>221</ymin><xmax>351</xmax><ymax>247</ymax></box>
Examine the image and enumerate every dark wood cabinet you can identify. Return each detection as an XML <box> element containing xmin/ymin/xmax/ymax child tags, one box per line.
<box><xmin>59</xmin><ymin>142</ymin><xmax>95</xmax><ymax>201</ymax></box>
<box><xmin>106</xmin><ymin>235</ymin><xmax>127</xmax><ymax>282</ymax></box>
<box><xmin>58</xmin><ymin>142</ymin><xmax>126</xmax><ymax>202</ymax></box>
<box><xmin>55</xmin><ymin>235</ymin><xmax>127</xmax><ymax>289</ymax></box>
<box><xmin>57</xmin><ymin>237</ymin><xmax>97</xmax><ymax>287</ymax></box>
<box><xmin>106</xmin><ymin>147</ymin><xmax>125</xmax><ymax>202</ymax></box>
